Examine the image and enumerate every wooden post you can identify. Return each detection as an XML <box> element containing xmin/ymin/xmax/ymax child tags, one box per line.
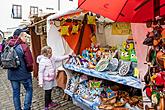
<box><xmin>154</xmin><ymin>0</ymin><xmax>160</xmax><ymax>18</ymax></box>
<box><xmin>76</xmin><ymin>13</ymin><xmax>88</xmax><ymax>54</ymax></box>
<box><xmin>29</xmin><ymin>27</ymin><xmax>41</xmax><ymax>78</ymax></box>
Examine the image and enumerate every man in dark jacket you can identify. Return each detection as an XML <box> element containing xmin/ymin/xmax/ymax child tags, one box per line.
<box><xmin>8</xmin><ymin>29</ymin><xmax>33</xmax><ymax>110</ymax></box>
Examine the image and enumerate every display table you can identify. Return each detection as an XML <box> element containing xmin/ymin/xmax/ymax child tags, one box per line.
<box><xmin>64</xmin><ymin>89</ymin><xmax>141</xmax><ymax>110</ymax></box>
<box><xmin>64</xmin><ymin>89</ymin><xmax>100</xmax><ymax>110</ymax></box>
<box><xmin>64</xmin><ymin>64</ymin><xmax>142</xmax><ymax>89</ymax></box>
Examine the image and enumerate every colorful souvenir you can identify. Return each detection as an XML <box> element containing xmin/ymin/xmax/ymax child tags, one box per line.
<box><xmin>114</xmin><ymin>102</ymin><xmax>126</xmax><ymax>107</ymax></box>
<box><xmin>129</xmin><ymin>96</ymin><xmax>139</xmax><ymax>106</ymax></box>
<box><xmin>88</xmin><ymin>52</ymin><xmax>97</xmax><ymax>64</ymax></box>
<box><xmin>108</xmin><ymin>58</ymin><xmax>119</xmax><ymax>72</ymax></box>
<box><xmin>87</xmin><ymin>15</ymin><xmax>96</xmax><ymax>25</ymax></box>
<box><xmin>102</xmin><ymin>52</ymin><xmax>112</xmax><ymax>60</ymax></box>
<box><xmin>76</xmin><ymin>56</ymin><xmax>82</xmax><ymax>66</ymax></box>
<box><xmin>100</xmin><ymin>90</ymin><xmax>107</xmax><ymax>98</ymax></box>
<box><xmin>107</xmin><ymin>96</ymin><xmax>117</xmax><ymax>104</ymax></box>
<box><xmin>81</xmin><ymin>88</ymin><xmax>90</xmax><ymax>100</ymax></box>
<box><xmin>99</xmin><ymin>104</ymin><xmax>113</xmax><ymax>110</ymax></box>
<box><xmin>67</xmin><ymin>76</ymin><xmax>80</xmax><ymax>93</ymax></box>
<box><xmin>91</xmin><ymin>35</ymin><xmax>97</xmax><ymax>45</ymax></box>
<box><xmin>77</xmin><ymin>84</ymin><xmax>86</xmax><ymax>96</ymax></box>
<box><xmin>159</xmin><ymin>93</ymin><xmax>165</xmax><ymax>110</ymax></box>
<box><xmin>92</xmin><ymin>96</ymin><xmax>101</xmax><ymax>104</ymax></box>
<box><xmin>122</xmin><ymin>41</ymin><xmax>127</xmax><ymax>49</ymax></box>
<box><xmin>92</xmin><ymin>44</ymin><xmax>99</xmax><ymax>52</ymax></box>
<box><xmin>147</xmin><ymin>48</ymin><xmax>156</xmax><ymax>65</ymax></box>
<box><xmin>79</xmin><ymin>75</ymin><xmax>88</xmax><ymax>83</ymax></box>
<box><xmin>60</xmin><ymin>18</ymin><xmax>66</xmax><ymax>26</ymax></box>
<box><xmin>89</xmin><ymin>88</ymin><xmax>103</xmax><ymax>102</ymax></box>
<box><xmin>120</xmin><ymin>49</ymin><xmax>130</xmax><ymax>61</ymax></box>
<box><xmin>126</xmin><ymin>36</ymin><xmax>134</xmax><ymax>51</ymax></box>
<box><xmin>134</xmin><ymin>67</ymin><xmax>139</xmax><ymax>78</ymax></box>
<box><xmin>130</xmin><ymin>50</ymin><xmax>137</xmax><ymax>63</ymax></box>
<box><xmin>88</xmin><ymin>62</ymin><xmax>96</xmax><ymax>69</ymax></box>
<box><xmin>88</xmin><ymin>90</ymin><xmax>96</xmax><ymax>102</ymax></box>
<box><xmin>77</xmin><ymin>55</ymin><xmax>87</xmax><ymax>67</ymax></box>
<box><xmin>71</xmin><ymin>25</ymin><xmax>79</xmax><ymax>34</ymax></box>
<box><xmin>152</xmin><ymin>72</ymin><xmax>165</xmax><ymax>88</ymax></box>
<box><xmin>82</xmin><ymin>60</ymin><xmax>88</xmax><ymax>68</ymax></box>
<box><xmin>106</xmin><ymin>87</ymin><xmax>115</xmax><ymax>98</ymax></box>
<box><xmin>118</xmin><ymin>61</ymin><xmax>131</xmax><ymax>76</ymax></box>
<box><xmin>60</xmin><ymin>26</ymin><xmax>69</xmax><ymax>36</ymax></box>
<box><xmin>156</xmin><ymin>50</ymin><xmax>165</xmax><ymax>69</ymax></box>
<box><xmin>151</xmin><ymin>91</ymin><xmax>160</xmax><ymax>105</ymax></box>
<box><xmin>82</xmin><ymin>50</ymin><xmax>90</xmax><ymax>61</ymax></box>
<box><xmin>137</xmin><ymin>99</ymin><xmax>143</xmax><ymax>109</ymax></box>
<box><xmin>144</xmin><ymin>84</ymin><xmax>152</xmax><ymax>98</ymax></box>
<box><xmin>89</xmin><ymin>80</ymin><xmax>102</xmax><ymax>88</ymax></box>
<box><xmin>95</xmin><ymin>58</ymin><xmax>109</xmax><ymax>71</ymax></box>
<box><xmin>68</xmin><ymin>56</ymin><xmax>77</xmax><ymax>65</ymax></box>
<box><xmin>76</xmin><ymin>82</ymin><xmax>88</xmax><ymax>97</ymax></box>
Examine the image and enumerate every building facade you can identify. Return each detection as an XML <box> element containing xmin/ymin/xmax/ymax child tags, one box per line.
<box><xmin>0</xmin><ymin>0</ymin><xmax>78</xmax><ymax>37</ymax></box>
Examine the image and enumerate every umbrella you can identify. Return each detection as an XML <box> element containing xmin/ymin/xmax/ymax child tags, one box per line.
<box><xmin>78</xmin><ymin>0</ymin><xmax>165</xmax><ymax>23</ymax></box>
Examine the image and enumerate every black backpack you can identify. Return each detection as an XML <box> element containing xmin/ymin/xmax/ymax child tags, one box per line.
<box><xmin>1</xmin><ymin>40</ymin><xmax>21</xmax><ymax>69</ymax></box>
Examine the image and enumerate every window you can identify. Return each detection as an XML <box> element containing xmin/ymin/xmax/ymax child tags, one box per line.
<box><xmin>12</xmin><ymin>5</ymin><xmax>22</xmax><ymax>19</ymax></box>
<box><xmin>30</xmin><ymin>6</ymin><xmax>38</xmax><ymax>15</ymax></box>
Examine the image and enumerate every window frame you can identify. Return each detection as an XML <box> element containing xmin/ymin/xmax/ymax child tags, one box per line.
<box><xmin>30</xmin><ymin>6</ymin><xmax>38</xmax><ymax>15</ymax></box>
<box><xmin>12</xmin><ymin>4</ymin><xmax>22</xmax><ymax>19</ymax></box>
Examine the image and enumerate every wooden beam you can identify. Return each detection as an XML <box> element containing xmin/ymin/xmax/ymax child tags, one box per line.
<box><xmin>28</xmin><ymin>19</ymin><xmax>46</xmax><ymax>27</ymax></box>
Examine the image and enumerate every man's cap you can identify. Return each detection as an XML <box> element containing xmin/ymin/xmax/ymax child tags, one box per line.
<box><xmin>13</xmin><ymin>28</ymin><xmax>27</xmax><ymax>36</ymax></box>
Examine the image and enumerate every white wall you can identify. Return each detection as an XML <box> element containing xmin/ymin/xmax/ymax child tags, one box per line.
<box><xmin>60</xmin><ymin>0</ymin><xmax>78</xmax><ymax>11</ymax></box>
<box><xmin>0</xmin><ymin>0</ymin><xmax>78</xmax><ymax>33</ymax></box>
<box><xmin>104</xmin><ymin>25</ymin><xmax>129</xmax><ymax>46</ymax></box>
<box><xmin>96</xmin><ymin>24</ymin><xmax>129</xmax><ymax>47</ymax></box>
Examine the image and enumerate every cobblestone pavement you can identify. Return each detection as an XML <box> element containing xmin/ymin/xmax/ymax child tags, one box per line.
<box><xmin>0</xmin><ymin>69</ymin><xmax>81</xmax><ymax>110</ymax></box>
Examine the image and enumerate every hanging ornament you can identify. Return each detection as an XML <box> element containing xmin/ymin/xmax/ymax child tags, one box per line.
<box><xmin>71</xmin><ymin>25</ymin><xmax>79</xmax><ymax>34</ymax></box>
<box><xmin>60</xmin><ymin>26</ymin><xmax>69</xmax><ymax>36</ymax></box>
<box><xmin>60</xmin><ymin>18</ymin><xmax>66</xmax><ymax>26</ymax></box>
<box><xmin>151</xmin><ymin>91</ymin><xmax>160</xmax><ymax>105</ymax></box>
<box><xmin>78</xmin><ymin>21</ymin><xmax>82</xmax><ymax>27</ymax></box>
<box><xmin>91</xmin><ymin>34</ymin><xmax>97</xmax><ymax>45</ymax></box>
<box><xmin>87</xmin><ymin>15</ymin><xmax>96</xmax><ymax>25</ymax></box>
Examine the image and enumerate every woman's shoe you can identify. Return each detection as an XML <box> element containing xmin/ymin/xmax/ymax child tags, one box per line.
<box><xmin>44</xmin><ymin>107</ymin><xmax>49</xmax><ymax>110</ymax></box>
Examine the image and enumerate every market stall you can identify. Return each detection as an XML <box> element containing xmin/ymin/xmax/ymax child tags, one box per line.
<box><xmin>47</xmin><ymin>10</ymin><xmax>144</xmax><ymax>110</ymax></box>
<box><xmin>28</xmin><ymin>13</ymin><xmax>54</xmax><ymax>77</ymax></box>
<box><xmin>78</xmin><ymin>0</ymin><xmax>165</xmax><ymax>109</ymax></box>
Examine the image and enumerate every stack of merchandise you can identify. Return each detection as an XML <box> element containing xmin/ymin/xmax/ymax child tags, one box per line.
<box><xmin>66</xmin><ymin>37</ymin><xmax>139</xmax><ymax>78</ymax></box>
<box><xmin>66</xmin><ymin>73</ymin><xmax>143</xmax><ymax>110</ymax></box>
<box><xmin>143</xmin><ymin>25</ymin><xmax>165</xmax><ymax>109</ymax></box>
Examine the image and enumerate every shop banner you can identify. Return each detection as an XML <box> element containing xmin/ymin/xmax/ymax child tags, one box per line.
<box><xmin>112</xmin><ymin>22</ymin><xmax>132</xmax><ymax>35</ymax></box>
